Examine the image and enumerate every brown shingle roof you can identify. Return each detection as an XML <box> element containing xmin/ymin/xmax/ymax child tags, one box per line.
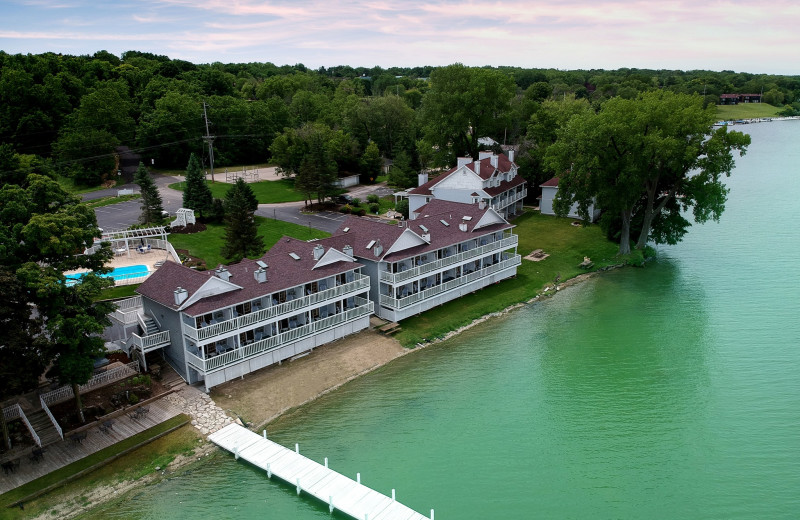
<box><xmin>540</xmin><ymin>177</ymin><xmax>559</xmax><ymax>187</ymax></box>
<box><xmin>137</xmin><ymin>238</ymin><xmax>361</xmax><ymax>316</ymax></box>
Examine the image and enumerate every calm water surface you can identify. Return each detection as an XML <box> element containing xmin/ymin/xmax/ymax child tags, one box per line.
<box><xmin>101</xmin><ymin>122</ymin><xmax>800</xmax><ymax>519</ymax></box>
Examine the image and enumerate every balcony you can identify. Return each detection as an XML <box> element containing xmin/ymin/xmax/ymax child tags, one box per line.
<box><xmin>379</xmin><ymin>235</ymin><xmax>518</xmax><ymax>284</ymax></box>
<box><xmin>184</xmin><ymin>274</ymin><xmax>370</xmax><ymax>342</ymax></box>
<box><xmin>185</xmin><ymin>298</ymin><xmax>374</xmax><ymax>373</ymax></box>
<box><xmin>379</xmin><ymin>255</ymin><xmax>521</xmax><ymax>310</ymax></box>
<box><xmin>129</xmin><ymin>330</ymin><xmax>171</xmax><ymax>353</ymax></box>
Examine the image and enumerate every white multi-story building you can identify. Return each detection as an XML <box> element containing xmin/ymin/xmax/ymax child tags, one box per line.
<box><xmin>325</xmin><ymin>199</ymin><xmax>521</xmax><ymax>322</ymax></box>
<box><xmin>112</xmin><ymin>238</ymin><xmax>373</xmax><ymax>390</ymax></box>
<box><xmin>406</xmin><ymin>151</ymin><xmax>527</xmax><ymax>221</ymax></box>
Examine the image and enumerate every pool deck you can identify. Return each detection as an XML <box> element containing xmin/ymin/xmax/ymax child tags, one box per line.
<box><xmin>64</xmin><ymin>246</ymin><xmax>177</xmax><ymax>283</ymax></box>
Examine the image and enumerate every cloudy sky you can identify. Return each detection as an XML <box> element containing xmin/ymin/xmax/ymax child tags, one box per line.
<box><xmin>1</xmin><ymin>0</ymin><xmax>797</xmax><ymax>74</ymax></box>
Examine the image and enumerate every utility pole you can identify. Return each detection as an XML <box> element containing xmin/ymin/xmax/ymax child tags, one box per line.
<box><xmin>203</xmin><ymin>101</ymin><xmax>216</xmax><ymax>183</ymax></box>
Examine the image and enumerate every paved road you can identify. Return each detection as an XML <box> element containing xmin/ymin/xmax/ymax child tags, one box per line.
<box><xmin>87</xmin><ymin>175</ymin><xmax>395</xmax><ymax>234</ymax></box>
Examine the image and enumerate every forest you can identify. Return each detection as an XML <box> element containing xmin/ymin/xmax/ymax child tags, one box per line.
<box><xmin>1</xmin><ymin>49</ymin><xmax>799</xmax><ymax>192</ymax></box>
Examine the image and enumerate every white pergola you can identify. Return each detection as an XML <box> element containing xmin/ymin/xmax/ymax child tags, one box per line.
<box><xmin>99</xmin><ymin>226</ymin><xmax>168</xmax><ymax>258</ymax></box>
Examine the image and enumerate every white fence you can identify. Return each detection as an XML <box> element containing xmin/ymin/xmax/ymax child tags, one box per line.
<box><xmin>39</xmin><ymin>396</ymin><xmax>63</xmax><ymax>440</ymax></box>
<box><xmin>41</xmin><ymin>361</ymin><xmax>141</xmax><ymax>406</ymax></box>
<box><xmin>2</xmin><ymin>403</ymin><xmax>41</xmax><ymax>447</ymax></box>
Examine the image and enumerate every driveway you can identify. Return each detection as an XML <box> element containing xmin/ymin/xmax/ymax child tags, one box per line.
<box><xmin>87</xmin><ymin>175</ymin><xmax>393</xmax><ymax>235</ymax></box>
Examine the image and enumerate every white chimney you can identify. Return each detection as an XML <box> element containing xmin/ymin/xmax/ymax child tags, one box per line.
<box><xmin>479</xmin><ymin>200</ymin><xmax>487</xmax><ymax>210</ymax></box>
<box><xmin>478</xmin><ymin>151</ymin><xmax>492</xmax><ymax>161</ymax></box>
<box><xmin>508</xmin><ymin>150</ymin><xmax>515</xmax><ymax>162</ymax></box>
<box><xmin>459</xmin><ymin>222</ymin><xmax>468</xmax><ymax>232</ymax></box>
<box><xmin>473</xmin><ymin>160</ymin><xmax>481</xmax><ymax>174</ymax></box>
<box><xmin>254</xmin><ymin>268</ymin><xmax>267</xmax><ymax>283</ymax></box>
<box><xmin>457</xmin><ymin>157</ymin><xmax>471</xmax><ymax>168</ymax></box>
<box><xmin>417</xmin><ymin>172</ymin><xmax>428</xmax><ymax>187</ymax></box>
<box><xmin>343</xmin><ymin>244</ymin><xmax>354</xmax><ymax>258</ymax></box>
<box><xmin>313</xmin><ymin>244</ymin><xmax>324</xmax><ymax>260</ymax></box>
<box><xmin>216</xmin><ymin>267</ymin><xmax>231</xmax><ymax>282</ymax></box>
<box><xmin>174</xmin><ymin>287</ymin><xmax>188</xmax><ymax>306</ymax></box>
<box><xmin>490</xmin><ymin>155</ymin><xmax>498</xmax><ymax>168</ymax></box>
<box><xmin>373</xmin><ymin>240</ymin><xmax>383</xmax><ymax>257</ymax></box>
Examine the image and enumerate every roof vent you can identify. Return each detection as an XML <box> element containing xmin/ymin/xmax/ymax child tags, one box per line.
<box><xmin>313</xmin><ymin>244</ymin><xmax>324</xmax><ymax>260</ymax></box>
<box><xmin>419</xmin><ymin>224</ymin><xmax>429</xmax><ymax>233</ymax></box>
<box><xmin>343</xmin><ymin>227</ymin><xmax>350</xmax><ymax>233</ymax></box>
<box><xmin>440</xmin><ymin>219</ymin><xmax>450</xmax><ymax>227</ymax></box>
<box><xmin>289</xmin><ymin>252</ymin><xmax>300</xmax><ymax>261</ymax></box>
<box><xmin>254</xmin><ymin>268</ymin><xmax>267</xmax><ymax>283</ymax></box>
<box><xmin>256</xmin><ymin>260</ymin><xmax>268</xmax><ymax>269</ymax></box>
<box><xmin>343</xmin><ymin>244</ymin><xmax>354</xmax><ymax>258</ymax></box>
<box><xmin>174</xmin><ymin>287</ymin><xmax>188</xmax><ymax>306</ymax></box>
<box><xmin>422</xmin><ymin>233</ymin><xmax>431</xmax><ymax>242</ymax></box>
<box><xmin>216</xmin><ymin>267</ymin><xmax>231</xmax><ymax>281</ymax></box>
<box><xmin>366</xmin><ymin>240</ymin><xmax>376</xmax><ymax>250</ymax></box>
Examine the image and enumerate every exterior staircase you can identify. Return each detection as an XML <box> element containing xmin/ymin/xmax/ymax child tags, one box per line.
<box><xmin>25</xmin><ymin>408</ymin><xmax>62</xmax><ymax>446</ymax></box>
<box><xmin>143</xmin><ymin>316</ymin><xmax>160</xmax><ymax>336</ymax></box>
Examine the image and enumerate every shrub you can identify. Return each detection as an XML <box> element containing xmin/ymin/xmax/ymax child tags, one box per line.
<box><xmin>356</xmin><ymin>208</ymin><xmax>366</xmax><ymax>216</ymax></box>
<box><xmin>369</xmin><ymin>203</ymin><xmax>380</xmax><ymax>214</ymax></box>
<box><xmin>128</xmin><ymin>392</ymin><xmax>139</xmax><ymax>405</ymax></box>
<box><xmin>396</xmin><ymin>199</ymin><xmax>409</xmax><ymax>219</ymax></box>
<box><xmin>351</xmin><ymin>197</ymin><xmax>361</xmax><ymax>206</ymax></box>
<box><xmin>366</xmin><ymin>194</ymin><xmax>379</xmax><ymax>204</ymax></box>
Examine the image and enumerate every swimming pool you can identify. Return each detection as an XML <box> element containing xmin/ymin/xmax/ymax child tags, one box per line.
<box><xmin>65</xmin><ymin>264</ymin><xmax>150</xmax><ymax>285</ymax></box>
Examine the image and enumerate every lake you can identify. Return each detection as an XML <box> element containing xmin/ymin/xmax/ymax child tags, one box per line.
<box><xmin>97</xmin><ymin>121</ymin><xmax>800</xmax><ymax>519</ymax></box>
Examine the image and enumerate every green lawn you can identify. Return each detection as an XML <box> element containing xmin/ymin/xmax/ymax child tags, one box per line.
<box><xmin>168</xmin><ymin>178</ymin><xmax>305</xmax><ymax>204</ymax></box>
<box><xmin>83</xmin><ymin>194</ymin><xmax>141</xmax><ymax>209</ymax></box>
<box><xmin>56</xmin><ymin>175</ymin><xmax>112</xmax><ymax>196</ymax></box>
<box><xmin>716</xmin><ymin>103</ymin><xmax>781</xmax><ymax>120</ymax></box>
<box><xmin>393</xmin><ymin>211</ymin><xmax>624</xmax><ymax>347</ymax></box>
<box><xmin>96</xmin><ymin>284</ymin><xmax>140</xmax><ymax>301</ymax></box>
<box><xmin>0</xmin><ymin>415</ymin><xmax>193</xmax><ymax>517</ymax></box>
<box><xmin>168</xmin><ymin>216</ymin><xmax>330</xmax><ymax>267</ymax></box>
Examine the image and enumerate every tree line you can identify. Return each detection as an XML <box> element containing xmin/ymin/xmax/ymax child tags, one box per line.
<box><xmin>1</xmin><ymin>50</ymin><xmax>798</xmax><ymax>192</ymax></box>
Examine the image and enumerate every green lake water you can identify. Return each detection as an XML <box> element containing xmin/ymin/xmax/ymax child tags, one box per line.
<box><xmin>98</xmin><ymin>122</ymin><xmax>800</xmax><ymax>519</ymax></box>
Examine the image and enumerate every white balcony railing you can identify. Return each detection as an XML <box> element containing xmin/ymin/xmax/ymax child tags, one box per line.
<box><xmin>130</xmin><ymin>330</ymin><xmax>171</xmax><ymax>352</ymax></box>
<box><xmin>379</xmin><ymin>255</ymin><xmax>521</xmax><ymax>310</ymax></box>
<box><xmin>184</xmin><ymin>275</ymin><xmax>370</xmax><ymax>342</ymax></box>
<box><xmin>186</xmin><ymin>299</ymin><xmax>374</xmax><ymax>374</ymax></box>
<box><xmin>379</xmin><ymin>235</ymin><xmax>518</xmax><ymax>284</ymax></box>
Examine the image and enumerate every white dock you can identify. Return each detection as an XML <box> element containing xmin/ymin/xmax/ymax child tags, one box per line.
<box><xmin>208</xmin><ymin>424</ymin><xmax>432</xmax><ymax>520</ymax></box>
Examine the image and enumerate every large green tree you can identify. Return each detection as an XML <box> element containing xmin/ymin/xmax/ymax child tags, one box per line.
<box><xmin>182</xmin><ymin>152</ymin><xmax>213</xmax><ymax>217</ymax></box>
<box><xmin>134</xmin><ymin>161</ymin><xmax>164</xmax><ymax>224</ymax></box>
<box><xmin>546</xmin><ymin>91</ymin><xmax>750</xmax><ymax>255</ymax></box>
<box><xmin>1</xmin><ymin>172</ymin><xmax>114</xmax><ymax>423</ymax></box>
<box><xmin>221</xmin><ymin>178</ymin><xmax>264</xmax><ymax>261</ymax></box>
<box><xmin>418</xmin><ymin>64</ymin><xmax>515</xmax><ymax>165</ymax></box>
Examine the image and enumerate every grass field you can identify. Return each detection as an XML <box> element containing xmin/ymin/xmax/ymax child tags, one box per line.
<box><xmin>716</xmin><ymin>103</ymin><xmax>782</xmax><ymax>120</ymax></box>
<box><xmin>56</xmin><ymin>176</ymin><xmax>113</xmax><ymax>196</ymax></box>
<box><xmin>394</xmin><ymin>210</ymin><xmax>625</xmax><ymax>347</ymax></box>
<box><xmin>168</xmin><ymin>178</ymin><xmax>305</xmax><ymax>204</ymax></box>
<box><xmin>169</xmin><ymin>216</ymin><xmax>330</xmax><ymax>267</ymax></box>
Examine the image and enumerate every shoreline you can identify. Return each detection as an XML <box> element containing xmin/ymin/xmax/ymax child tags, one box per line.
<box><xmin>31</xmin><ymin>263</ymin><xmax>626</xmax><ymax>519</ymax></box>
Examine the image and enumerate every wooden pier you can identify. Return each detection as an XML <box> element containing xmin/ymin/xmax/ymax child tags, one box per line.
<box><xmin>208</xmin><ymin>424</ymin><xmax>432</xmax><ymax>520</ymax></box>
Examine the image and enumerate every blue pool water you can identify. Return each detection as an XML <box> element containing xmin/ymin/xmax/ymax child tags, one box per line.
<box><xmin>65</xmin><ymin>264</ymin><xmax>150</xmax><ymax>285</ymax></box>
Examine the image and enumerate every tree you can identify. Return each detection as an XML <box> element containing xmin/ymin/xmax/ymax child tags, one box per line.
<box><xmin>0</xmin><ymin>268</ymin><xmax>49</xmax><ymax>449</ymax></box>
<box><xmin>546</xmin><ymin>91</ymin><xmax>750</xmax><ymax>255</ymax></box>
<box><xmin>419</xmin><ymin>64</ymin><xmax>515</xmax><ymax>165</ymax></box>
<box><xmin>1</xmin><ymin>172</ymin><xmax>114</xmax><ymax>423</ymax></box>
<box><xmin>359</xmin><ymin>142</ymin><xmax>383</xmax><ymax>183</ymax></box>
<box><xmin>271</xmin><ymin>123</ymin><xmax>342</xmax><ymax>203</ymax></box>
<box><xmin>387</xmin><ymin>150</ymin><xmax>416</xmax><ymax>189</ymax></box>
<box><xmin>221</xmin><ymin>178</ymin><xmax>264</xmax><ymax>261</ymax></box>
<box><xmin>182</xmin><ymin>153</ymin><xmax>213</xmax><ymax>217</ymax></box>
<box><xmin>134</xmin><ymin>161</ymin><xmax>164</xmax><ymax>224</ymax></box>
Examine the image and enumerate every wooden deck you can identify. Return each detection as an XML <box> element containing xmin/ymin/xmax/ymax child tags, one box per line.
<box><xmin>0</xmin><ymin>399</ymin><xmax>182</xmax><ymax>494</ymax></box>
<box><xmin>209</xmin><ymin>424</ymin><xmax>432</xmax><ymax>520</ymax></box>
